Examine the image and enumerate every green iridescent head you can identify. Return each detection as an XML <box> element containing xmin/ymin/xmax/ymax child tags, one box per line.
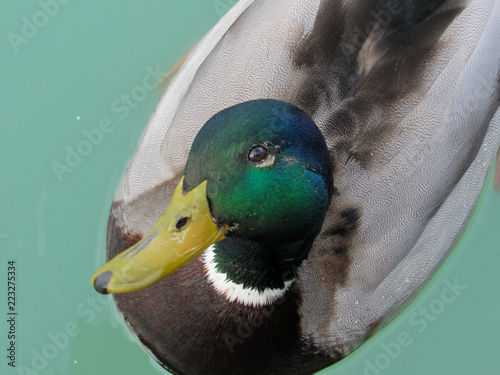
<box><xmin>184</xmin><ymin>99</ymin><xmax>333</xmax><ymax>251</ymax></box>
<box><xmin>92</xmin><ymin>99</ymin><xmax>334</xmax><ymax>295</ymax></box>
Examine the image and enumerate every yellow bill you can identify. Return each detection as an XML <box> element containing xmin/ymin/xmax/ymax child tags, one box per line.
<box><xmin>91</xmin><ymin>177</ymin><xmax>226</xmax><ymax>294</ymax></box>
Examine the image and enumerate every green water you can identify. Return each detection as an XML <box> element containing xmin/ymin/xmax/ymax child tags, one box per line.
<box><xmin>1</xmin><ymin>1</ymin><xmax>498</xmax><ymax>374</ymax></box>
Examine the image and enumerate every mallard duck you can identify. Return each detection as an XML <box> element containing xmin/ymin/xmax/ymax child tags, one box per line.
<box><xmin>92</xmin><ymin>1</ymin><xmax>500</xmax><ymax>374</ymax></box>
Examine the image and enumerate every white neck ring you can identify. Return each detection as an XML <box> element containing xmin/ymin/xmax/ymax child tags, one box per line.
<box><xmin>202</xmin><ymin>245</ymin><xmax>294</xmax><ymax>307</ymax></box>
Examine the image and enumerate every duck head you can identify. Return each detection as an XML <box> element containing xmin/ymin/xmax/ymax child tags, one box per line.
<box><xmin>92</xmin><ymin>99</ymin><xmax>333</xmax><ymax>297</ymax></box>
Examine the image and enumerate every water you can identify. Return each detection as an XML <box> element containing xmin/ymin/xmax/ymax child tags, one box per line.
<box><xmin>1</xmin><ymin>1</ymin><xmax>498</xmax><ymax>374</ymax></box>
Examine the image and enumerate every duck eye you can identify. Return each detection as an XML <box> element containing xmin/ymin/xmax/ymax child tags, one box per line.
<box><xmin>248</xmin><ymin>146</ymin><xmax>268</xmax><ymax>163</ymax></box>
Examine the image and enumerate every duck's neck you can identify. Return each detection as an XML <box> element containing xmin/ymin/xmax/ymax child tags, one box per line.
<box><xmin>203</xmin><ymin>238</ymin><xmax>311</xmax><ymax>307</ymax></box>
